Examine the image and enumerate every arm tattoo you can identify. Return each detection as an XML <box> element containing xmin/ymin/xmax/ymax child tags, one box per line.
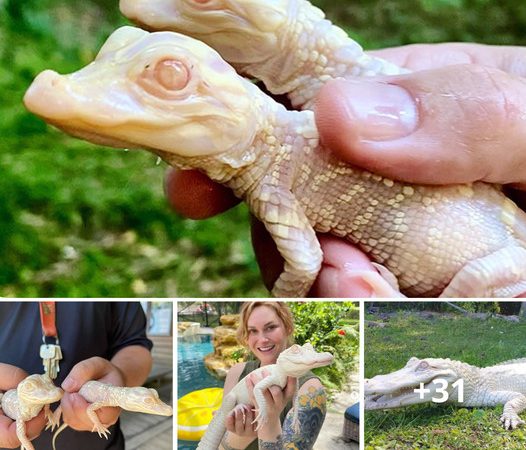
<box><xmin>258</xmin><ymin>386</ymin><xmax>327</xmax><ymax>450</ymax></box>
<box><xmin>220</xmin><ymin>432</ymin><xmax>244</xmax><ymax>450</ymax></box>
<box><xmin>258</xmin><ymin>436</ymin><xmax>282</xmax><ymax>449</ymax></box>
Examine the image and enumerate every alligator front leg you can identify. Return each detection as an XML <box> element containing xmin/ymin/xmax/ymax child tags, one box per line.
<box><xmin>440</xmin><ymin>246</ymin><xmax>526</xmax><ymax>297</ymax></box>
<box><xmin>16</xmin><ymin>419</ymin><xmax>34</xmax><ymax>450</ymax></box>
<box><xmin>251</xmin><ymin>188</ymin><xmax>322</xmax><ymax>297</ymax></box>
<box><xmin>44</xmin><ymin>404</ymin><xmax>62</xmax><ymax>431</ymax></box>
<box><xmin>85</xmin><ymin>402</ymin><xmax>112</xmax><ymax>438</ymax></box>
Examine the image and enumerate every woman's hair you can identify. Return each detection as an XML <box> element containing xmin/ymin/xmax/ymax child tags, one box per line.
<box><xmin>237</xmin><ymin>301</ymin><xmax>294</xmax><ymax>347</ymax></box>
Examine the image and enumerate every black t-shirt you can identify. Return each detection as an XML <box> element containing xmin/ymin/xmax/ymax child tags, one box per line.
<box><xmin>0</xmin><ymin>301</ymin><xmax>153</xmax><ymax>450</ymax></box>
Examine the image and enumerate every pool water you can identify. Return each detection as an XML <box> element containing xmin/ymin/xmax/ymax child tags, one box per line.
<box><xmin>178</xmin><ymin>334</ymin><xmax>224</xmax><ymax>450</ymax></box>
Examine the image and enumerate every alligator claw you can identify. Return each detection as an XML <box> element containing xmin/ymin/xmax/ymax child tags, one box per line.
<box><xmin>500</xmin><ymin>413</ymin><xmax>525</xmax><ymax>430</ymax></box>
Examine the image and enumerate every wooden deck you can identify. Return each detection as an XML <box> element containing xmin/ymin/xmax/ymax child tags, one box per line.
<box><xmin>121</xmin><ymin>380</ymin><xmax>173</xmax><ymax>450</ymax></box>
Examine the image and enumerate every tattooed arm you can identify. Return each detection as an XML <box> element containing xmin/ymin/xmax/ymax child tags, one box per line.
<box><xmin>257</xmin><ymin>378</ymin><xmax>327</xmax><ymax>450</ymax></box>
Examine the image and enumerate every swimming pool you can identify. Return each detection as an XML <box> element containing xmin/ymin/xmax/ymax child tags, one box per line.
<box><xmin>178</xmin><ymin>334</ymin><xmax>223</xmax><ymax>450</ymax></box>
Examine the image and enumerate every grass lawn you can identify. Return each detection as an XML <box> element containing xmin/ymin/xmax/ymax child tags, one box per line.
<box><xmin>365</xmin><ymin>311</ymin><xmax>526</xmax><ymax>450</ymax></box>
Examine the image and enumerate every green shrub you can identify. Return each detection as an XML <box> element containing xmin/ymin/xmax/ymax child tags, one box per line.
<box><xmin>289</xmin><ymin>302</ymin><xmax>359</xmax><ymax>391</ymax></box>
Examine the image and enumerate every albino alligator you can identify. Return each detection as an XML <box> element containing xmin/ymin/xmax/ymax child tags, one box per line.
<box><xmin>196</xmin><ymin>343</ymin><xmax>333</xmax><ymax>450</ymax></box>
<box><xmin>365</xmin><ymin>357</ymin><xmax>526</xmax><ymax>430</ymax></box>
<box><xmin>119</xmin><ymin>0</ymin><xmax>407</xmax><ymax>110</ymax></box>
<box><xmin>0</xmin><ymin>374</ymin><xmax>63</xmax><ymax>450</ymax></box>
<box><xmin>52</xmin><ymin>380</ymin><xmax>173</xmax><ymax>449</ymax></box>
<box><xmin>23</xmin><ymin>25</ymin><xmax>526</xmax><ymax>298</ymax></box>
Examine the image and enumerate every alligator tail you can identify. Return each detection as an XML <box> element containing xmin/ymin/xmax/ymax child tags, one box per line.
<box><xmin>196</xmin><ymin>393</ymin><xmax>236</xmax><ymax>450</ymax></box>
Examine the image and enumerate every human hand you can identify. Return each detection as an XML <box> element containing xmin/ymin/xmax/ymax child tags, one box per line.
<box><xmin>317</xmin><ymin>43</ymin><xmax>526</xmax><ymax>188</ymax></box>
<box><xmin>246</xmin><ymin>370</ymin><xmax>296</xmax><ymax>428</ymax></box>
<box><xmin>60</xmin><ymin>357</ymin><xmax>125</xmax><ymax>432</ymax></box>
<box><xmin>0</xmin><ymin>364</ymin><xmax>47</xmax><ymax>449</ymax></box>
<box><xmin>165</xmin><ymin>43</ymin><xmax>526</xmax><ymax>297</ymax></box>
<box><xmin>224</xmin><ymin>404</ymin><xmax>257</xmax><ymax>438</ymax></box>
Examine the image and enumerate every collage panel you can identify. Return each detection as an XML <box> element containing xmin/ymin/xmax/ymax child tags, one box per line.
<box><xmin>0</xmin><ymin>300</ymin><xmax>173</xmax><ymax>450</ymax></box>
<box><xmin>364</xmin><ymin>301</ymin><xmax>526</xmax><ymax>450</ymax></box>
<box><xmin>177</xmin><ymin>300</ymin><xmax>360</xmax><ymax>450</ymax></box>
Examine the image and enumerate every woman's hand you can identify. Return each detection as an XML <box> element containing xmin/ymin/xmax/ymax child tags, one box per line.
<box><xmin>245</xmin><ymin>370</ymin><xmax>296</xmax><ymax>439</ymax></box>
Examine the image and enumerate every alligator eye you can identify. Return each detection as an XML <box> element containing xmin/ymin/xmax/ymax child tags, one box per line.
<box><xmin>417</xmin><ymin>361</ymin><xmax>429</xmax><ymax>370</ymax></box>
<box><xmin>138</xmin><ymin>58</ymin><xmax>191</xmax><ymax>98</ymax></box>
<box><xmin>154</xmin><ymin>59</ymin><xmax>190</xmax><ymax>91</ymax></box>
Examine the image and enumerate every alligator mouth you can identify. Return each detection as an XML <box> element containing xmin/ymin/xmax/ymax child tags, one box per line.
<box><xmin>365</xmin><ymin>383</ymin><xmax>431</xmax><ymax>410</ymax></box>
<box><xmin>49</xmin><ymin>121</ymin><xmax>137</xmax><ymax>150</ymax></box>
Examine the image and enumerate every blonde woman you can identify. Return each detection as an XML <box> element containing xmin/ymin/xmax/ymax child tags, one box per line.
<box><xmin>220</xmin><ymin>301</ymin><xmax>327</xmax><ymax>450</ymax></box>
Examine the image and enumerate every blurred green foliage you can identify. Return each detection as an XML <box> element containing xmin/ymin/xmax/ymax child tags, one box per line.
<box><xmin>289</xmin><ymin>302</ymin><xmax>359</xmax><ymax>391</ymax></box>
<box><xmin>2</xmin><ymin>0</ymin><xmax>525</xmax><ymax>296</ymax></box>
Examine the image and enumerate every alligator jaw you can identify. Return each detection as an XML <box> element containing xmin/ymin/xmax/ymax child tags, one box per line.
<box><xmin>365</xmin><ymin>383</ymin><xmax>431</xmax><ymax>410</ymax></box>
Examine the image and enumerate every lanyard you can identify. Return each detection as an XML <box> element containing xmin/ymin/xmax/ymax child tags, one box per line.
<box><xmin>39</xmin><ymin>301</ymin><xmax>58</xmax><ymax>338</ymax></box>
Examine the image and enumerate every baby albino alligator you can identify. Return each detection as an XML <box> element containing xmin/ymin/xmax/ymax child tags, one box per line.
<box><xmin>23</xmin><ymin>27</ymin><xmax>526</xmax><ymax>297</ymax></box>
<box><xmin>52</xmin><ymin>380</ymin><xmax>173</xmax><ymax>449</ymax></box>
<box><xmin>0</xmin><ymin>374</ymin><xmax>63</xmax><ymax>450</ymax></box>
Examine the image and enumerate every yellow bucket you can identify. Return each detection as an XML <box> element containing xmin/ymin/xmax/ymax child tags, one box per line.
<box><xmin>177</xmin><ymin>387</ymin><xmax>224</xmax><ymax>441</ymax></box>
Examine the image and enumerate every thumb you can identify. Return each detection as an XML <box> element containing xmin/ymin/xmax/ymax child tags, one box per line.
<box><xmin>316</xmin><ymin>64</ymin><xmax>526</xmax><ymax>186</ymax></box>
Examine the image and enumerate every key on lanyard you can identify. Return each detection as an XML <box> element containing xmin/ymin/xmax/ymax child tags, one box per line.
<box><xmin>40</xmin><ymin>337</ymin><xmax>63</xmax><ymax>380</ymax></box>
<box><xmin>39</xmin><ymin>302</ymin><xmax>62</xmax><ymax>380</ymax></box>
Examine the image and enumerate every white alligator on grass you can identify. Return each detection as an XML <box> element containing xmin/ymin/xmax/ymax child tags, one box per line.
<box><xmin>365</xmin><ymin>356</ymin><xmax>526</xmax><ymax>429</ymax></box>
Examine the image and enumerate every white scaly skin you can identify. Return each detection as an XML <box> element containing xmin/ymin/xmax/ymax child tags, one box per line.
<box><xmin>365</xmin><ymin>357</ymin><xmax>526</xmax><ymax>430</ymax></box>
<box><xmin>119</xmin><ymin>0</ymin><xmax>407</xmax><ymax>108</ymax></box>
<box><xmin>51</xmin><ymin>380</ymin><xmax>172</xmax><ymax>449</ymax></box>
<box><xmin>196</xmin><ymin>343</ymin><xmax>333</xmax><ymax>450</ymax></box>
<box><xmin>0</xmin><ymin>374</ymin><xmax>64</xmax><ymax>450</ymax></box>
<box><xmin>23</xmin><ymin>27</ymin><xmax>526</xmax><ymax>297</ymax></box>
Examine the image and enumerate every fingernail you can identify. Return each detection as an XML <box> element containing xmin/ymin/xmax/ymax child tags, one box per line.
<box><xmin>335</xmin><ymin>79</ymin><xmax>417</xmax><ymax>141</ymax></box>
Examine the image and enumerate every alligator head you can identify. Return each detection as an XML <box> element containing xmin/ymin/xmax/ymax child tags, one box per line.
<box><xmin>119</xmin><ymin>0</ymin><xmax>291</xmax><ymax>67</ymax></box>
<box><xmin>277</xmin><ymin>343</ymin><xmax>333</xmax><ymax>377</ymax></box>
<box><xmin>18</xmin><ymin>374</ymin><xmax>64</xmax><ymax>405</ymax></box>
<box><xmin>365</xmin><ymin>357</ymin><xmax>463</xmax><ymax>410</ymax></box>
<box><xmin>24</xmin><ymin>26</ymin><xmax>260</xmax><ymax>167</ymax></box>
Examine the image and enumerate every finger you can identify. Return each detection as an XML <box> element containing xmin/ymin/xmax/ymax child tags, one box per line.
<box><xmin>316</xmin><ymin>66</ymin><xmax>526</xmax><ymax>186</ymax></box>
<box><xmin>309</xmin><ymin>235</ymin><xmax>378</xmax><ymax>298</ymax></box>
<box><xmin>233</xmin><ymin>408</ymin><xmax>242</xmax><ymax>434</ymax></box>
<box><xmin>61</xmin><ymin>393</ymin><xmax>119</xmax><ymax>431</ymax></box>
<box><xmin>284</xmin><ymin>377</ymin><xmax>297</xmax><ymax>400</ymax></box>
<box><xmin>265</xmin><ymin>384</ymin><xmax>285</xmax><ymax>404</ymax></box>
<box><xmin>251</xmin><ymin>215</ymin><xmax>283</xmax><ymax>291</ymax></box>
<box><xmin>165</xmin><ymin>168</ymin><xmax>240</xmax><ymax>219</ymax></box>
<box><xmin>0</xmin><ymin>364</ymin><xmax>28</xmax><ymax>390</ymax></box>
<box><xmin>24</xmin><ymin>411</ymin><xmax>47</xmax><ymax>441</ymax></box>
<box><xmin>251</xmin><ymin>218</ymin><xmax>391</xmax><ymax>297</ymax></box>
<box><xmin>368</xmin><ymin>43</ymin><xmax>526</xmax><ymax>76</ymax></box>
<box><xmin>225</xmin><ymin>411</ymin><xmax>235</xmax><ymax>433</ymax></box>
<box><xmin>61</xmin><ymin>357</ymin><xmax>114</xmax><ymax>392</ymax></box>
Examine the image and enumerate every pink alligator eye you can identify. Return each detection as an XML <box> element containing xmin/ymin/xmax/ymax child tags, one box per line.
<box><xmin>139</xmin><ymin>58</ymin><xmax>191</xmax><ymax>98</ymax></box>
<box><xmin>154</xmin><ymin>59</ymin><xmax>190</xmax><ymax>91</ymax></box>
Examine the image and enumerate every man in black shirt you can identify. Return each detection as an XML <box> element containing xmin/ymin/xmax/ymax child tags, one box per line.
<box><xmin>0</xmin><ymin>301</ymin><xmax>153</xmax><ymax>450</ymax></box>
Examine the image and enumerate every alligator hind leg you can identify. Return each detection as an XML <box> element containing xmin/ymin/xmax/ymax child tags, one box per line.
<box><xmin>500</xmin><ymin>393</ymin><xmax>526</xmax><ymax>429</ymax></box>
<box><xmin>440</xmin><ymin>246</ymin><xmax>526</xmax><ymax>297</ymax></box>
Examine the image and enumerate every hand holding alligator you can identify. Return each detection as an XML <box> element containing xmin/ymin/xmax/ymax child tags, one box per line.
<box><xmin>59</xmin><ymin>357</ymin><xmax>124</xmax><ymax>433</ymax></box>
<box><xmin>0</xmin><ymin>364</ymin><xmax>47</xmax><ymax>449</ymax></box>
<box><xmin>165</xmin><ymin>43</ymin><xmax>526</xmax><ymax>297</ymax></box>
